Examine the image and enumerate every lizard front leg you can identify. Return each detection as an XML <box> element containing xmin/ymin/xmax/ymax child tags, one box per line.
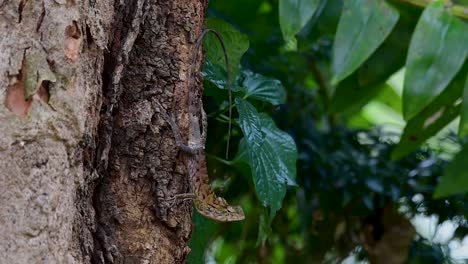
<box><xmin>155</xmin><ymin>103</ymin><xmax>200</xmax><ymax>207</ymax></box>
<box><xmin>156</xmin><ymin>103</ymin><xmax>203</xmax><ymax>155</ymax></box>
<box><xmin>156</xmin><ymin>103</ymin><xmax>244</xmax><ymax>222</ymax></box>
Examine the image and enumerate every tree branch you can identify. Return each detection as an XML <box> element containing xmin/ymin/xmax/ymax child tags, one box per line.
<box><xmin>395</xmin><ymin>0</ymin><xmax>468</xmax><ymax>20</ymax></box>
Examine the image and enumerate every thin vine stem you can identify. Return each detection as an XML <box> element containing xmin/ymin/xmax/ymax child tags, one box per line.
<box><xmin>189</xmin><ymin>29</ymin><xmax>233</xmax><ymax>160</ymax></box>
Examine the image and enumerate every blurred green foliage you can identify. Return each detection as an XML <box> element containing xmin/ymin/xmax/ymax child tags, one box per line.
<box><xmin>189</xmin><ymin>0</ymin><xmax>468</xmax><ymax>263</ymax></box>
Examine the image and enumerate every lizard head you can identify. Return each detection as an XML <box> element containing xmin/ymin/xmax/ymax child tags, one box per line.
<box><xmin>194</xmin><ymin>198</ymin><xmax>245</xmax><ymax>222</ymax></box>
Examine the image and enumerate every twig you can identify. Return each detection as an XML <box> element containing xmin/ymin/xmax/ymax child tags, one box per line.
<box><xmin>395</xmin><ymin>0</ymin><xmax>468</xmax><ymax>20</ymax></box>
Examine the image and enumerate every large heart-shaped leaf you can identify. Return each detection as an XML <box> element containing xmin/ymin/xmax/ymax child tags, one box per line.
<box><xmin>403</xmin><ymin>1</ymin><xmax>468</xmax><ymax>120</ymax></box>
<box><xmin>205</xmin><ymin>18</ymin><xmax>249</xmax><ymax>81</ymax></box>
<box><xmin>236</xmin><ymin>98</ymin><xmax>263</xmax><ymax>148</ymax></box>
<box><xmin>202</xmin><ymin>59</ymin><xmax>242</xmax><ymax>92</ymax></box>
<box><xmin>239</xmin><ymin>69</ymin><xmax>286</xmax><ymax>105</ymax></box>
<box><xmin>331</xmin><ymin>0</ymin><xmax>399</xmax><ymax>84</ymax></box>
<box><xmin>235</xmin><ymin>137</ymin><xmax>287</xmax><ymax>218</ymax></box>
<box><xmin>235</xmin><ymin>98</ymin><xmax>297</xmax><ymax>217</ymax></box>
<box><xmin>202</xmin><ymin>59</ymin><xmax>228</xmax><ymax>90</ymax></box>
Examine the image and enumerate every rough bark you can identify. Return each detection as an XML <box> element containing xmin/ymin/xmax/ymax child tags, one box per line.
<box><xmin>0</xmin><ymin>0</ymin><xmax>206</xmax><ymax>263</ymax></box>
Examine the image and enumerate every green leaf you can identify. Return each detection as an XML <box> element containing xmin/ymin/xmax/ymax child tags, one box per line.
<box><xmin>434</xmin><ymin>145</ymin><xmax>468</xmax><ymax>198</ymax></box>
<box><xmin>187</xmin><ymin>211</ymin><xmax>219</xmax><ymax>264</ymax></box>
<box><xmin>202</xmin><ymin>59</ymin><xmax>228</xmax><ymax>90</ymax></box>
<box><xmin>361</xmin><ymin>101</ymin><xmax>405</xmax><ymax>128</ymax></box>
<box><xmin>330</xmin><ymin>76</ymin><xmax>386</xmax><ymax>113</ymax></box>
<box><xmin>331</xmin><ymin>0</ymin><xmax>399</xmax><ymax>84</ymax></box>
<box><xmin>239</xmin><ymin>69</ymin><xmax>287</xmax><ymax>105</ymax></box>
<box><xmin>257</xmin><ymin>113</ymin><xmax>297</xmax><ymax>186</ymax></box>
<box><xmin>236</xmin><ymin>137</ymin><xmax>286</xmax><ymax>217</ymax></box>
<box><xmin>279</xmin><ymin>0</ymin><xmax>320</xmax><ymax>50</ymax></box>
<box><xmin>403</xmin><ymin>1</ymin><xmax>468</xmax><ymax>120</ymax></box>
<box><xmin>391</xmin><ymin>64</ymin><xmax>468</xmax><ymax>159</ymax></box>
<box><xmin>330</xmin><ymin>9</ymin><xmax>419</xmax><ymax>113</ymax></box>
<box><xmin>235</xmin><ymin>98</ymin><xmax>297</xmax><ymax>217</ymax></box>
<box><xmin>202</xmin><ymin>59</ymin><xmax>246</xmax><ymax>110</ymax></box>
<box><xmin>458</xmin><ymin>74</ymin><xmax>468</xmax><ymax>137</ymax></box>
<box><xmin>236</xmin><ymin>98</ymin><xmax>263</xmax><ymax>148</ymax></box>
<box><xmin>205</xmin><ymin>18</ymin><xmax>250</xmax><ymax>81</ymax></box>
<box><xmin>392</xmin><ymin>103</ymin><xmax>460</xmax><ymax>160</ymax></box>
<box><xmin>313</xmin><ymin>0</ymin><xmax>343</xmax><ymax>36</ymax></box>
<box><xmin>375</xmin><ymin>84</ymin><xmax>402</xmax><ymax>113</ymax></box>
<box><xmin>357</xmin><ymin>7</ymin><xmax>419</xmax><ymax>88</ymax></box>
<box><xmin>354</xmin><ymin>84</ymin><xmax>405</xmax><ymax>128</ymax></box>
<box><xmin>201</xmin><ymin>63</ymin><xmax>286</xmax><ymax>106</ymax></box>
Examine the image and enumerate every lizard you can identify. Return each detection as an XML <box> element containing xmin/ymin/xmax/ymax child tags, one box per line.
<box><xmin>157</xmin><ymin>29</ymin><xmax>244</xmax><ymax>222</ymax></box>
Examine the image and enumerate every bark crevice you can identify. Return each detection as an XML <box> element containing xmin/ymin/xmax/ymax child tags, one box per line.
<box><xmin>0</xmin><ymin>0</ymin><xmax>206</xmax><ymax>262</ymax></box>
<box><xmin>91</xmin><ymin>0</ymin><xmax>207</xmax><ymax>262</ymax></box>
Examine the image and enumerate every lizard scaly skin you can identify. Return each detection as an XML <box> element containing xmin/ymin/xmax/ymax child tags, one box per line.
<box><xmin>157</xmin><ymin>104</ymin><xmax>244</xmax><ymax>222</ymax></box>
<box><xmin>157</xmin><ymin>29</ymin><xmax>244</xmax><ymax>222</ymax></box>
<box><xmin>189</xmin><ymin>112</ymin><xmax>244</xmax><ymax>222</ymax></box>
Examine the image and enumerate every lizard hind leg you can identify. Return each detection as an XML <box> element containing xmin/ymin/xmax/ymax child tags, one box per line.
<box><xmin>166</xmin><ymin>193</ymin><xmax>197</xmax><ymax>208</ymax></box>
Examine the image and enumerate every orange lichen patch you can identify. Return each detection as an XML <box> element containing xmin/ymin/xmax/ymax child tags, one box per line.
<box><xmin>65</xmin><ymin>21</ymin><xmax>81</xmax><ymax>62</ymax></box>
<box><xmin>5</xmin><ymin>63</ymin><xmax>32</xmax><ymax>117</ymax></box>
<box><xmin>5</xmin><ymin>52</ymin><xmax>54</xmax><ymax>117</ymax></box>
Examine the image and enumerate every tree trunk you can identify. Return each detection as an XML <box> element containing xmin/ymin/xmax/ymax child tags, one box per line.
<box><xmin>0</xmin><ymin>0</ymin><xmax>206</xmax><ymax>263</ymax></box>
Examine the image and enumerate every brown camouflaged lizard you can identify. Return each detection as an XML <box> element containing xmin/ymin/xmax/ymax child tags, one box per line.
<box><xmin>158</xmin><ymin>29</ymin><xmax>244</xmax><ymax>222</ymax></box>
